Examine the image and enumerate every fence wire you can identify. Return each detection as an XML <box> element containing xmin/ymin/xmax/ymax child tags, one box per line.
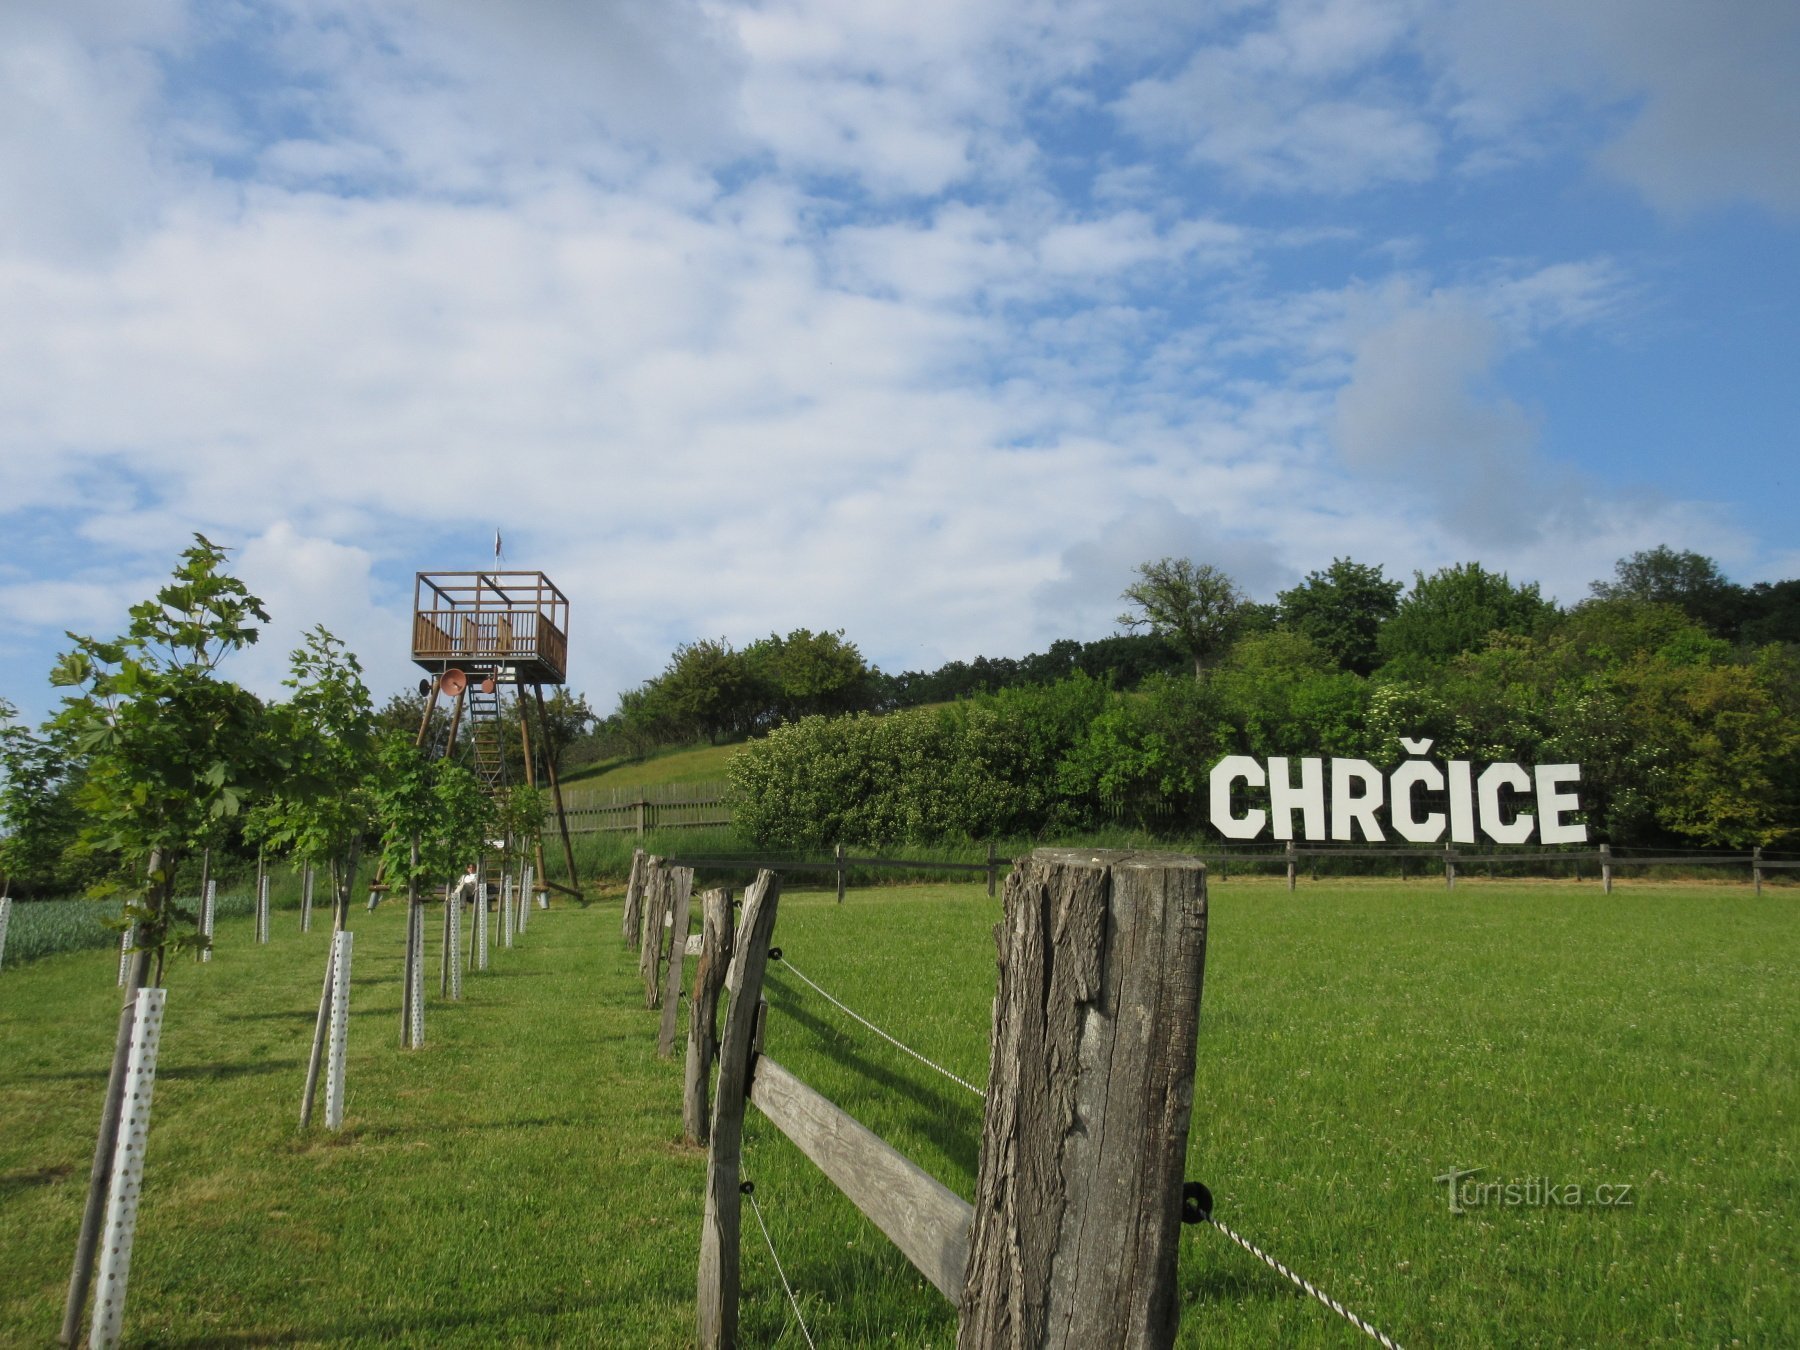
<box><xmin>1203</xmin><ymin>1213</ymin><xmax>1405</xmax><ymax>1350</ymax></box>
<box><xmin>769</xmin><ymin>958</ymin><xmax>1405</xmax><ymax>1348</ymax></box>
<box><xmin>776</xmin><ymin>956</ymin><xmax>987</xmax><ymax>1101</ymax></box>
<box><xmin>746</xmin><ymin>1183</ymin><xmax>819</xmax><ymax>1350</ymax></box>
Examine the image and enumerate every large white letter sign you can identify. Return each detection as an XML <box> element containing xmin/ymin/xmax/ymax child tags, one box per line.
<box><xmin>1478</xmin><ymin>763</ymin><xmax>1534</xmax><ymax>844</ymax></box>
<box><xmin>1330</xmin><ymin>759</ymin><xmax>1385</xmax><ymax>841</ymax></box>
<box><xmin>1390</xmin><ymin>757</ymin><xmax>1447</xmax><ymax>844</ymax></box>
<box><xmin>1267</xmin><ymin>757</ymin><xmax>1325</xmax><ymax>841</ymax></box>
<box><xmin>1210</xmin><ymin>755</ymin><xmax>1267</xmax><ymax>840</ymax></box>
<box><xmin>1446</xmin><ymin>760</ymin><xmax>1476</xmax><ymax>843</ymax></box>
<box><xmin>1535</xmin><ymin>764</ymin><xmax>1587</xmax><ymax>844</ymax></box>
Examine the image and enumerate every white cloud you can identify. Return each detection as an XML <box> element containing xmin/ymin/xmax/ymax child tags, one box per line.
<box><xmin>1114</xmin><ymin>0</ymin><xmax>1438</xmax><ymax>193</ymax></box>
<box><xmin>0</xmin><ymin>4</ymin><xmax>186</xmax><ymax>262</ymax></box>
<box><xmin>1423</xmin><ymin>0</ymin><xmax>1800</xmax><ymax>216</ymax></box>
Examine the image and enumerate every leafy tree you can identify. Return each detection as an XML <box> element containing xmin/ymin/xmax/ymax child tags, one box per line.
<box><xmin>1118</xmin><ymin>558</ymin><xmax>1247</xmax><ymax>676</ymax></box>
<box><xmin>1277</xmin><ymin>558</ymin><xmax>1402</xmax><ymax>676</ymax></box>
<box><xmin>1378</xmin><ymin>562</ymin><xmax>1557</xmax><ymax>673</ymax></box>
<box><xmin>647</xmin><ymin>638</ymin><xmax>764</xmax><ymax>744</ymax></box>
<box><xmin>1740</xmin><ymin>579</ymin><xmax>1800</xmax><ymax>647</ymax></box>
<box><xmin>47</xmin><ymin>535</ymin><xmax>273</xmax><ymax>1341</ymax></box>
<box><xmin>245</xmin><ymin>627</ymin><xmax>379</xmax><ymax>920</ymax></box>
<box><xmin>1620</xmin><ymin>645</ymin><xmax>1800</xmax><ymax>847</ymax></box>
<box><xmin>743</xmin><ymin>628</ymin><xmax>875</xmax><ymax>725</ymax></box>
<box><xmin>1215</xmin><ymin>633</ymin><xmax>1370</xmax><ymax>758</ymax></box>
<box><xmin>1591</xmin><ymin>546</ymin><xmax>1746</xmax><ymax>638</ymax></box>
<box><xmin>1057</xmin><ymin>674</ymin><xmax>1230</xmax><ymax>828</ymax></box>
<box><xmin>372</xmin><ymin>739</ymin><xmax>497</xmax><ymax>893</ymax></box>
<box><xmin>48</xmin><ymin>535</ymin><xmax>272</xmax><ymax>973</ymax></box>
<box><xmin>0</xmin><ymin>701</ymin><xmax>98</xmax><ymax>896</ymax></box>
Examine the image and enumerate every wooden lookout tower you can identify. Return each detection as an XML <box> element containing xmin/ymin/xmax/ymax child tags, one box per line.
<box><xmin>410</xmin><ymin>570</ymin><xmax>579</xmax><ymax>899</ymax></box>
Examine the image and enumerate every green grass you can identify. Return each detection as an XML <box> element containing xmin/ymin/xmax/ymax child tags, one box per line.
<box><xmin>1</xmin><ymin>879</ymin><xmax>1793</xmax><ymax>1345</ymax></box>
<box><xmin>559</xmin><ymin>741</ymin><xmax>743</xmax><ymax>792</ymax></box>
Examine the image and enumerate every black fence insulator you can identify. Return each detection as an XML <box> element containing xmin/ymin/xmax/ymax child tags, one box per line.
<box><xmin>740</xmin><ymin>1180</ymin><xmax>755</xmax><ymax>1195</ymax></box>
<box><xmin>768</xmin><ymin>946</ymin><xmax>783</xmax><ymax>961</ymax></box>
<box><xmin>1182</xmin><ymin>1181</ymin><xmax>1213</xmax><ymax>1225</ymax></box>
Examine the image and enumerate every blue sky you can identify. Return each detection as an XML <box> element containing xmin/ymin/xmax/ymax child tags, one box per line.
<box><xmin>2</xmin><ymin>0</ymin><xmax>1796</xmax><ymax>727</ymax></box>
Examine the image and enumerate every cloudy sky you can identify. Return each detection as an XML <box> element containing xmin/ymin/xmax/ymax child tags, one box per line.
<box><xmin>3</xmin><ymin>0</ymin><xmax>1796</xmax><ymax>724</ymax></box>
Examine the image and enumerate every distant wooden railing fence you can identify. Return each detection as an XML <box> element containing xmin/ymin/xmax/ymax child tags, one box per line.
<box><xmin>562</xmin><ymin>782</ymin><xmax>732</xmax><ymax>835</ymax></box>
<box><xmin>624</xmin><ymin>847</ymin><xmax>1212</xmax><ymax>1348</ymax></box>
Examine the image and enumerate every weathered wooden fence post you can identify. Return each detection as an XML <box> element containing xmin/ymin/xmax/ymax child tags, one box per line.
<box><xmin>300</xmin><ymin>863</ymin><xmax>314</xmax><ymax>933</ymax></box>
<box><xmin>657</xmin><ymin>867</ymin><xmax>698</xmax><ymax>1058</ymax></box>
<box><xmin>1285</xmin><ymin>838</ymin><xmax>1297</xmax><ymax>891</ymax></box>
<box><xmin>1445</xmin><ymin>842</ymin><xmax>1456</xmax><ymax>891</ymax></box>
<box><xmin>1753</xmin><ymin>845</ymin><xmax>1763</xmax><ymax>896</ymax></box>
<box><xmin>957</xmin><ymin>848</ymin><xmax>1209</xmax><ymax>1350</ymax></box>
<box><xmin>698</xmin><ymin>870</ymin><xmax>781</xmax><ymax>1350</ymax></box>
<box><xmin>1600</xmin><ymin>842</ymin><xmax>1613</xmax><ymax>894</ymax></box>
<box><xmin>622</xmin><ymin>847</ymin><xmax>647</xmax><ymax>947</ymax></box>
<box><xmin>684</xmin><ymin>887</ymin><xmax>734</xmax><ymax>1146</ymax></box>
<box><xmin>256</xmin><ymin>871</ymin><xmax>271</xmax><ymax>945</ymax></box>
<box><xmin>835</xmin><ymin>842</ymin><xmax>846</xmax><ymax>904</ymax></box>
<box><xmin>639</xmin><ymin>860</ymin><xmax>669</xmax><ymax>1010</ymax></box>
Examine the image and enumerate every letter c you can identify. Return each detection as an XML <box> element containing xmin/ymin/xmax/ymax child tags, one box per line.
<box><xmin>1210</xmin><ymin>755</ymin><xmax>1267</xmax><ymax>840</ymax></box>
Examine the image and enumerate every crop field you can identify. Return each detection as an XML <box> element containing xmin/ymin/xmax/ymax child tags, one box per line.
<box><xmin>1</xmin><ymin>878</ymin><xmax>1793</xmax><ymax>1347</ymax></box>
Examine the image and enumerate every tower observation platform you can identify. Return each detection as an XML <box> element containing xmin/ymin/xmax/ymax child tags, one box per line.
<box><xmin>410</xmin><ymin>571</ymin><xmax>570</xmax><ymax>686</ymax></box>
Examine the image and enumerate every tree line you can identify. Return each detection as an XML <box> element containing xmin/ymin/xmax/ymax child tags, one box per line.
<box><xmin>725</xmin><ymin>548</ymin><xmax>1800</xmax><ymax>852</ymax></box>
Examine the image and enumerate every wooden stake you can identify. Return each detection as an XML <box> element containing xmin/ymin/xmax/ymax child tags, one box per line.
<box><xmin>657</xmin><ymin>867</ymin><xmax>697</xmax><ymax>1059</ymax></box>
<box><xmin>683</xmin><ymin>887</ymin><xmax>734</xmax><ymax>1146</ymax></box>
<box><xmin>957</xmin><ymin>849</ymin><xmax>1209</xmax><ymax>1350</ymax></box>
<box><xmin>638</xmin><ymin>861</ymin><xmax>668</xmax><ymax>1010</ymax></box>
<box><xmin>698</xmin><ymin>870</ymin><xmax>781</xmax><ymax>1350</ymax></box>
<box><xmin>622</xmin><ymin>848</ymin><xmax>647</xmax><ymax>947</ymax></box>
<box><xmin>835</xmin><ymin>842</ymin><xmax>846</xmax><ymax>904</ymax></box>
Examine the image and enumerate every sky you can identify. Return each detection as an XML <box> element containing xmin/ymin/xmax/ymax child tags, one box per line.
<box><xmin>2</xmin><ymin>0</ymin><xmax>1796</xmax><ymax>726</ymax></box>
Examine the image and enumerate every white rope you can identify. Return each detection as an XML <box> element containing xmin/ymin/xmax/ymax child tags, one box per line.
<box><xmin>746</xmin><ymin>1186</ymin><xmax>819</xmax><ymax>1350</ymax></box>
<box><xmin>1205</xmin><ymin>1215</ymin><xmax>1405</xmax><ymax>1350</ymax></box>
<box><xmin>777</xmin><ymin>958</ymin><xmax>987</xmax><ymax>1101</ymax></box>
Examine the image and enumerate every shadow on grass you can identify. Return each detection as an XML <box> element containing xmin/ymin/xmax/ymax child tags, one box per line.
<box><xmin>763</xmin><ymin>976</ymin><xmax>984</xmax><ymax>1178</ymax></box>
<box><xmin>345</xmin><ymin>1114</ymin><xmax>591</xmax><ymax>1142</ymax></box>
<box><xmin>147</xmin><ymin>1291</ymin><xmax>618</xmax><ymax>1347</ymax></box>
<box><xmin>0</xmin><ymin>1162</ymin><xmax>75</xmax><ymax>1199</ymax></box>
<box><xmin>23</xmin><ymin>1059</ymin><xmax>302</xmax><ymax>1084</ymax></box>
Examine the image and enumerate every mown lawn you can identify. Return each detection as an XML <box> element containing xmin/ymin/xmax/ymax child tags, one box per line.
<box><xmin>1</xmin><ymin>877</ymin><xmax>1793</xmax><ymax>1346</ymax></box>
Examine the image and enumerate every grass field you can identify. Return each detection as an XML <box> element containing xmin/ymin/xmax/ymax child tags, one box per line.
<box><xmin>1</xmin><ymin>877</ymin><xmax>1793</xmax><ymax>1346</ymax></box>
<box><xmin>560</xmin><ymin>742</ymin><xmax>741</xmax><ymax>792</ymax></box>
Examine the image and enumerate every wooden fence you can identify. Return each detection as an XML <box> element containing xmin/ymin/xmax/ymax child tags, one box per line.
<box><xmin>560</xmin><ymin>781</ymin><xmax>731</xmax><ymax>836</ymax></box>
<box><xmin>653</xmin><ymin>840</ymin><xmax>1793</xmax><ymax>899</ymax></box>
<box><xmin>627</xmin><ymin>848</ymin><xmax>1212</xmax><ymax>1348</ymax></box>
